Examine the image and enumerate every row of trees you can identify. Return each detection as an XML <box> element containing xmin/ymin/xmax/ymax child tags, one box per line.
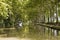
<box><xmin>35</xmin><ymin>0</ymin><xmax>60</xmax><ymax>23</ymax></box>
<box><xmin>0</xmin><ymin>0</ymin><xmax>60</xmax><ymax>30</ymax></box>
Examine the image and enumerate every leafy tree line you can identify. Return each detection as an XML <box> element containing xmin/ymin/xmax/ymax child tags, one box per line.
<box><xmin>0</xmin><ymin>0</ymin><xmax>60</xmax><ymax>32</ymax></box>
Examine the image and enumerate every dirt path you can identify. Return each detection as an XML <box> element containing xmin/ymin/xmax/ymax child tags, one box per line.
<box><xmin>0</xmin><ymin>37</ymin><xmax>31</xmax><ymax>40</ymax></box>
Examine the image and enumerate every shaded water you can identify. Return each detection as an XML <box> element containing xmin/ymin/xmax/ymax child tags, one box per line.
<box><xmin>0</xmin><ymin>25</ymin><xmax>60</xmax><ymax>40</ymax></box>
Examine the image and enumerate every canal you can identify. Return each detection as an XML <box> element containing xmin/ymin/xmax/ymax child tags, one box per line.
<box><xmin>0</xmin><ymin>24</ymin><xmax>60</xmax><ymax>40</ymax></box>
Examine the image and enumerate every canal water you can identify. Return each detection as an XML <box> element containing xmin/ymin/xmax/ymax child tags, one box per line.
<box><xmin>0</xmin><ymin>25</ymin><xmax>60</xmax><ymax>40</ymax></box>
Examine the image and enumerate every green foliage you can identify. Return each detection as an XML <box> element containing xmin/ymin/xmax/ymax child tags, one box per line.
<box><xmin>0</xmin><ymin>1</ymin><xmax>12</xmax><ymax>19</ymax></box>
<box><xmin>0</xmin><ymin>0</ymin><xmax>60</xmax><ymax>35</ymax></box>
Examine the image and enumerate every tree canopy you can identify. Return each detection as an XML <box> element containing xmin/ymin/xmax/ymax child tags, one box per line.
<box><xmin>0</xmin><ymin>0</ymin><xmax>60</xmax><ymax>28</ymax></box>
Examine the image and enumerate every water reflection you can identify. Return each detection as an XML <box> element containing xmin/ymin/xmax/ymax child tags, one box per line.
<box><xmin>0</xmin><ymin>24</ymin><xmax>60</xmax><ymax>40</ymax></box>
